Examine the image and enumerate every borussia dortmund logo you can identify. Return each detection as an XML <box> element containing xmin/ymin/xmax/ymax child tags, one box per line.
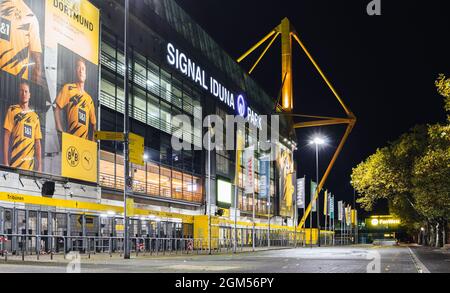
<box><xmin>66</xmin><ymin>146</ymin><xmax>79</xmax><ymax>167</ymax></box>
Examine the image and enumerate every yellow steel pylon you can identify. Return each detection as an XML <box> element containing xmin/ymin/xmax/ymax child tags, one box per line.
<box><xmin>237</xmin><ymin>17</ymin><xmax>357</xmax><ymax>229</ymax></box>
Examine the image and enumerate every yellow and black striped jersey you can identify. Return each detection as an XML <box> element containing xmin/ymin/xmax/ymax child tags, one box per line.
<box><xmin>0</xmin><ymin>0</ymin><xmax>42</xmax><ymax>79</ymax></box>
<box><xmin>55</xmin><ymin>83</ymin><xmax>97</xmax><ymax>140</ymax></box>
<box><xmin>3</xmin><ymin>105</ymin><xmax>42</xmax><ymax>171</ymax></box>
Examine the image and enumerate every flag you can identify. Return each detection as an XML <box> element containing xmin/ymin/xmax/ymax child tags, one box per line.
<box><xmin>351</xmin><ymin>209</ymin><xmax>357</xmax><ymax>225</ymax></box>
<box><xmin>234</xmin><ymin>129</ymin><xmax>244</xmax><ymax>186</ymax></box>
<box><xmin>244</xmin><ymin>147</ymin><xmax>255</xmax><ymax>194</ymax></box>
<box><xmin>345</xmin><ymin>205</ymin><xmax>352</xmax><ymax>225</ymax></box>
<box><xmin>324</xmin><ymin>190</ymin><xmax>328</xmax><ymax>216</ymax></box>
<box><xmin>311</xmin><ymin>180</ymin><xmax>317</xmax><ymax>212</ymax></box>
<box><xmin>338</xmin><ymin>201</ymin><xmax>343</xmax><ymax>221</ymax></box>
<box><xmin>297</xmin><ymin>177</ymin><xmax>305</xmax><ymax>208</ymax></box>
<box><xmin>330</xmin><ymin>194</ymin><xmax>335</xmax><ymax>218</ymax></box>
<box><xmin>258</xmin><ymin>157</ymin><xmax>270</xmax><ymax>199</ymax></box>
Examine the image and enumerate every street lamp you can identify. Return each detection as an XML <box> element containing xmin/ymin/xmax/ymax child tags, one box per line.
<box><xmin>310</xmin><ymin>135</ymin><xmax>327</xmax><ymax>247</ymax></box>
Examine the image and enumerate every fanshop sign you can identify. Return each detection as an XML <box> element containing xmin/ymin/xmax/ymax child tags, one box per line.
<box><xmin>167</xmin><ymin>43</ymin><xmax>262</xmax><ymax>129</ymax></box>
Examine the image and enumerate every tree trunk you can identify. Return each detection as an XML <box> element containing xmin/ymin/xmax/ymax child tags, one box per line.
<box><xmin>442</xmin><ymin>219</ymin><xmax>447</xmax><ymax>246</ymax></box>
<box><xmin>429</xmin><ymin>224</ymin><xmax>435</xmax><ymax>247</ymax></box>
<box><xmin>435</xmin><ymin>222</ymin><xmax>441</xmax><ymax>248</ymax></box>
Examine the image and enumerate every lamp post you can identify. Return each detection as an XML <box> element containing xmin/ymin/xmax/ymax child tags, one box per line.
<box><xmin>310</xmin><ymin>136</ymin><xmax>326</xmax><ymax>247</ymax></box>
<box><xmin>123</xmin><ymin>0</ymin><xmax>130</xmax><ymax>260</ymax></box>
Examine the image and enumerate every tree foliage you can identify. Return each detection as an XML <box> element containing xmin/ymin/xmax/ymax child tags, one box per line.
<box><xmin>351</xmin><ymin>75</ymin><xmax>450</xmax><ymax>243</ymax></box>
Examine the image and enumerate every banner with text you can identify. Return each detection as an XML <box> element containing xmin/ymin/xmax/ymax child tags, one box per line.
<box><xmin>296</xmin><ymin>178</ymin><xmax>305</xmax><ymax>208</ymax></box>
<box><xmin>0</xmin><ymin>0</ymin><xmax>100</xmax><ymax>183</ymax></box>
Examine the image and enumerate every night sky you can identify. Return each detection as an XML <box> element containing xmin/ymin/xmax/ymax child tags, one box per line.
<box><xmin>176</xmin><ymin>0</ymin><xmax>450</xmax><ymax>214</ymax></box>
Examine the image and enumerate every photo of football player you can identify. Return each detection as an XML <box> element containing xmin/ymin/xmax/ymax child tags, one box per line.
<box><xmin>0</xmin><ymin>0</ymin><xmax>43</xmax><ymax>83</ymax></box>
<box><xmin>3</xmin><ymin>80</ymin><xmax>42</xmax><ymax>172</ymax></box>
<box><xmin>54</xmin><ymin>58</ymin><xmax>97</xmax><ymax>141</ymax></box>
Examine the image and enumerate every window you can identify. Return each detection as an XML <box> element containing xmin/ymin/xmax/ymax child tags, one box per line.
<box><xmin>133</xmin><ymin>87</ymin><xmax>147</xmax><ymax>123</ymax></box>
<box><xmin>146</xmin><ymin>162</ymin><xmax>160</xmax><ymax>197</ymax></box>
<box><xmin>183</xmin><ymin>174</ymin><xmax>193</xmax><ymax>202</ymax></box>
<box><xmin>160</xmin><ymin>167</ymin><xmax>172</xmax><ymax>198</ymax></box>
<box><xmin>172</xmin><ymin>170</ymin><xmax>183</xmax><ymax>200</ymax></box>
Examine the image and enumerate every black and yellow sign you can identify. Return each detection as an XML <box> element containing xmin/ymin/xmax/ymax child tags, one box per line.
<box><xmin>62</xmin><ymin>133</ymin><xmax>98</xmax><ymax>183</ymax></box>
<box><xmin>94</xmin><ymin>131</ymin><xmax>124</xmax><ymax>141</ymax></box>
<box><xmin>129</xmin><ymin>133</ymin><xmax>145</xmax><ymax>166</ymax></box>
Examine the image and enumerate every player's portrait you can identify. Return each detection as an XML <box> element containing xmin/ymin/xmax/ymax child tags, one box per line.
<box><xmin>54</xmin><ymin>45</ymin><xmax>98</xmax><ymax>142</ymax></box>
<box><xmin>2</xmin><ymin>80</ymin><xmax>43</xmax><ymax>172</ymax></box>
<box><xmin>0</xmin><ymin>0</ymin><xmax>45</xmax><ymax>84</ymax></box>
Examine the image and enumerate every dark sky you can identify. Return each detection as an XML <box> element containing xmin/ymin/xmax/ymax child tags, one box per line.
<box><xmin>175</xmin><ymin>0</ymin><xmax>450</xmax><ymax>214</ymax></box>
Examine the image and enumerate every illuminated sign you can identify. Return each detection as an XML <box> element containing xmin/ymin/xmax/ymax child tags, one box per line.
<box><xmin>369</xmin><ymin>216</ymin><xmax>401</xmax><ymax>227</ymax></box>
<box><xmin>167</xmin><ymin>43</ymin><xmax>261</xmax><ymax>128</ymax></box>
<box><xmin>217</xmin><ymin>179</ymin><xmax>232</xmax><ymax>205</ymax></box>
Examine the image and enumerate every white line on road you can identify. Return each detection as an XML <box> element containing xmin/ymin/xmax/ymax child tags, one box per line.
<box><xmin>408</xmin><ymin>247</ymin><xmax>430</xmax><ymax>274</ymax></box>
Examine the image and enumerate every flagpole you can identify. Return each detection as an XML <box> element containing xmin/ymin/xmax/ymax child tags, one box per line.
<box><xmin>252</xmin><ymin>190</ymin><xmax>255</xmax><ymax>252</ymax></box>
<box><xmin>234</xmin><ymin>182</ymin><xmax>238</xmax><ymax>254</ymax></box>
<box><xmin>309</xmin><ymin>180</ymin><xmax>313</xmax><ymax>248</ymax></box>
<box><xmin>324</xmin><ymin>191</ymin><xmax>327</xmax><ymax>246</ymax></box>
<box><xmin>252</xmin><ymin>149</ymin><xmax>255</xmax><ymax>252</ymax></box>
<box><xmin>303</xmin><ymin>176</ymin><xmax>306</xmax><ymax>247</ymax></box>
<box><xmin>294</xmin><ymin>174</ymin><xmax>297</xmax><ymax>248</ymax></box>
<box><xmin>208</xmin><ymin>116</ymin><xmax>211</xmax><ymax>255</ymax></box>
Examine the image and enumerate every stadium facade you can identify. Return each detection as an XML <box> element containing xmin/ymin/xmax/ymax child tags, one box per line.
<box><xmin>0</xmin><ymin>0</ymin><xmax>297</xmax><ymax>253</ymax></box>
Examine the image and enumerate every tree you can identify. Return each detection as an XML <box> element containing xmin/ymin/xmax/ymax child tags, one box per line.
<box><xmin>351</xmin><ymin>75</ymin><xmax>450</xmax><ymax>246</ymax></box>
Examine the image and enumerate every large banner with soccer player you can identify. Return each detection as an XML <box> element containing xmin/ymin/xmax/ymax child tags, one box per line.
<box><xmin>277</xmin><ymin>145</ymin><xmax>295</xmax><ymax>218</ymax></box>
<box><xmin>0</xmin><ymin>0</ymin><xmax>100</xmax><ymax>183</ymax></box>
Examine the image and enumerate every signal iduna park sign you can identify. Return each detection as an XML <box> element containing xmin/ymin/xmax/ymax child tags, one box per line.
<box><xmin>166</xmin><ymin>43</ymin><xmax>262</xmax><ymax>129</ymax></box>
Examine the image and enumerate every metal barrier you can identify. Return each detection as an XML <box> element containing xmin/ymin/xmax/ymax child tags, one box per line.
<box><xmin>0</xmin><ymin>230</ymin><xmax>325</xmax><ymax>261</ymax></box>
<box><xmin>0</xmin><ymin>233</ymin><xmax>206</xmax><ymax>261</ymax></box>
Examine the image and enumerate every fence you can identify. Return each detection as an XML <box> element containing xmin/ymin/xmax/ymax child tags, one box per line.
<box><xmin>0</xmin><ymin>230</ymin><xmax>356</xmax><ymax>261</ymax></box>
<box><xmin>0</xmin><ymin>233</ymin><xmax>302</xmax><ymax>261</ymax></box>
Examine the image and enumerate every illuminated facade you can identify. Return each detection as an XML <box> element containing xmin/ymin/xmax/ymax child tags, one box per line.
<box><xmin>0</xmin><ymin>0</ymin><xmax>296</xmax><ymax>252</ymax></box>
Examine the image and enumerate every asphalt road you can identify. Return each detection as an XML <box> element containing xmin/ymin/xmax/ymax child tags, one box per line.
<box><xmin>0</xmin><ymin>245</ymin><xmax>447</xmax><ymax>273</ymax></box>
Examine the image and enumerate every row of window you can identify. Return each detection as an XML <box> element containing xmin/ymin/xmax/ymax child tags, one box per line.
<box><xmin>100</xmin><ymin>36</ymin><xmax>203</xmax><ymax>147</ymax></box>
<box><xmin>100</xmin><ymin>151</ymin><xmax>203</xmax><ymax>203</ymax></box>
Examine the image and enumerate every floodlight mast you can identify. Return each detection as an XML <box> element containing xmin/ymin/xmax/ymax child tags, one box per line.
<box><xmin>237</xmin><ymin>17</ymin><xmax>357</xmax><ymax>230</ymax></box>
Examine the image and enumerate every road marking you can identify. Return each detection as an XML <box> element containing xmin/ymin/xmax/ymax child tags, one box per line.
<box><xmin>408</xmin><ymin>247</ymin><xmax>430</xmax><ymax>274</ymax></box>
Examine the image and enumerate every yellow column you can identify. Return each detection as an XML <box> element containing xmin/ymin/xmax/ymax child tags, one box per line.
<box><xmin>280</xmin><ymin>18</ymin><xmax>293</xmax><ymax>112</ymax></box>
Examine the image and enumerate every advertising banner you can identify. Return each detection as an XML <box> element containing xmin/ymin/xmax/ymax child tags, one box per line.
<box><xmin>0</xmin><ymin>0</ymin><xmax>100</xmax><ymax>183</ymax></box>
<box><xmin>61</xmin><ymin>132</ymin><xmax>97</xmax><ymax>182</ymax></box>
<box><xmin>311</xmin><ymin>180</ymin><xmax>317</xmax><ymax>212</ymax></box>
<box><xmin>296</xmin><ymin>177</ymin><xmax>305</xmax><ymax>208</ymax></box>
<box><xmin>244</xmin><ymin>147</ymin><xmax>254</xmax><ymax>194</ymax></box>
<box><xmin>234</xmin><ymin>129</ymin><xmax>244</xmax><ymax>186</ymax></box>
<box><xmin>277</xmin><ymin>146</ymin><xmax>294</xmax><ymax>217</ymax></box>
<box><xmin>324</xmin><ymin>190</ymin><xmax>328</xmax><ymax>216</ymax></box>
<box><xmin>338</xmin><ymin>201</ymin><xmax>343</xmax><ymax>221</ymax></box>
<box><xmin>258</xmin><ymin>156</ymin><xmax>270</xmax><ymax>199</ymax></box>
<box><xmin>330</xmin><ymin>193</ymin><xmax>334</xmax><ymax>219</ymax></box>
<box><xmin>346</xmin><ymin>205</ymin><xmax>352</xmax><ymax>225</ymax></box>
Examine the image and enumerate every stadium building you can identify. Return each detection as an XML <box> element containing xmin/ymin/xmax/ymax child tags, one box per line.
<box><xmin>0</xmin><ymin>0</ymin><xmax>297</xmax><ymax>254</ymax></box>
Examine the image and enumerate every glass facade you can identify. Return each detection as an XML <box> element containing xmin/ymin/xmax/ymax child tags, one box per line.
<box><xmin>98</xmin><ymin>31</ymin><xmax>203</xmax><ymax>203</ymax></box>
<box><xmin>90</xmin><ymin>0</ymin><xmax>291</xmax><ymax>218</ymax></box>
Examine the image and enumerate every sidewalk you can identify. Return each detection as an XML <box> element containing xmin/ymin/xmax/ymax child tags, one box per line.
<box><xmin>409</xmin><ymin>245</ymin><xmax>450</xmax><ymax>273</ymax></box>
<box><xmin>0</xmin><ymin>246</ymin><xmax>293</xmax><ymax>265</ymax></box>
